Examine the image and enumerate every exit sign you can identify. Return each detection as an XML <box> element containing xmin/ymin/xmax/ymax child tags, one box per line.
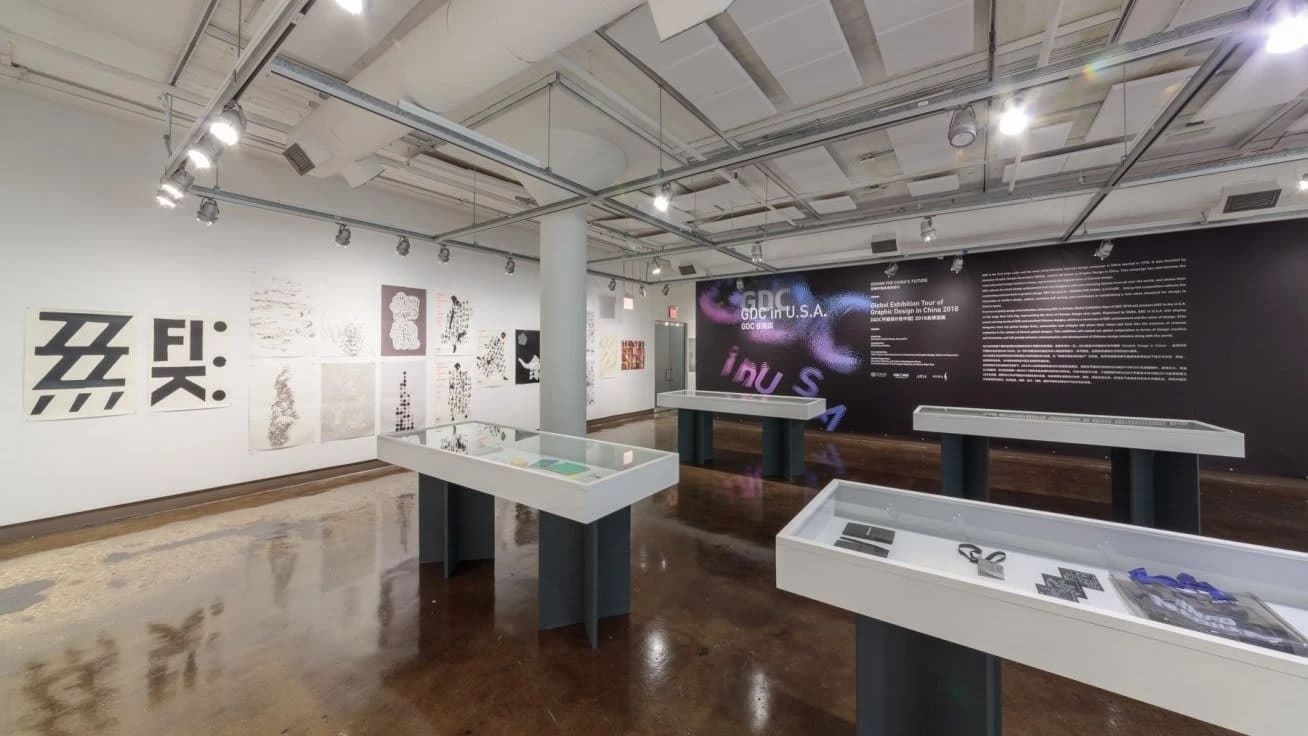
<box><xmin>668</xmin><ymin>306</ymin><xmax>679</xmax><ymax>320</ymax></box>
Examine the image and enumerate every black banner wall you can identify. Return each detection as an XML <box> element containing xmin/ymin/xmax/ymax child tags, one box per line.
<box><xmin>695</xmin><ymin>219</ymin><xmax>1308</xmax><ymax>477</ymax></box>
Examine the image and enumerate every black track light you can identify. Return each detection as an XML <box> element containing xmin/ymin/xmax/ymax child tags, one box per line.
<box><xmin>196</xmin><ymin>197</ymin><xmax>219</xmax><ymax>226</ymax></box>
<box><xmin>335</xmin><ymin>223</ymin><xmax>351</xmax><ymax>246</ymax></box>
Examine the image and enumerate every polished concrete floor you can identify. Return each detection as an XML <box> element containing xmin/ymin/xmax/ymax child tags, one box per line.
<box><xmin>2</xmin><ymin>412</ymin><xmax>1304</xmax><ymax>735</ymax></box>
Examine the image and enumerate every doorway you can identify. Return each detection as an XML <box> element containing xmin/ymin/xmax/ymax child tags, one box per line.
<box><xmin>654</xmin><ymin>321</ymin><xmax>687</xmax><ymax>400</ymax></box>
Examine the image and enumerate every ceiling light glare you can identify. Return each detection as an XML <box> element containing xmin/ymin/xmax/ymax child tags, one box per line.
<box><xmin>335</xmin><ymin>223</ymin><xmax>351</xmax><ymax>247</ymax></box>
<box><xmin>196</xmin><ymin>197</ymin><xmax>219</xmax><ymax>226</ymax></box>
<box><xmin>950</xmin><ymin>254</ymin><xmax>965</xmax><ymax>274</ymax></box>
<box><xmin>921</xmin><ymin>216</ymin><xmax>936</xmax><ymax>243</ymax></box>
<box><xmin>396</xmin><ymin>237</ymin><xmax>411</xmax><ymax>257</ymax></box>
<box><xmin>505</xmin><ymin>256</ymin><xmax>516</xmax><ymax>275</ymax></box>
<box><xmin>884</xmin><ymin>262</ymin><xmax>899</xmax><ymax>278</ymax></box>
<box><xmin>1094</xmin><ymin>239</ymin><xmax>1114</xmax><ymax>261</ymax></box>
<box><xmin>335</xmin><ymin>0</ymin><xmax>364</xmax><ymax>14</ymax></box>
<box><xmin>998</xmin><ymin>96</ymin><xmax>1030</xmax><ymax>137</ymax></box>
<box><xmin>652</xmin><ymin>183</ymin><xmax>672</xmax><ymax>213</ymax></box>
<box><xmin>662</xmin><ymin>284</ymin><xmax>670</xmax><ymax>296</ymax></box>
<box><xmin>156</xmin><ymin>192</ymin><xmax>178</xmax><ymax>208</ymax></box>
<box><xmin>161</xmin><ymin>168</ymin><xmax>194</xmax><ymax>200</ymax></box>
<box><xmin>608</xmin><ymin>278</ymin><xmax>617</xmax><ymax>292</ymax></box>
<box><xmin>651</xmin><ymin>258</ymin><xmax>662</xmax><ymax>276</ymax></box>
<box><xmin>1300</xmin><ymin>174</ymin><xmax>1308</xmax><ymax>192</ymax></box>
<box><xmin>947</xmin><ymin>105</ymin><xmax>978</xmax><ymax>148</ymax></box>
<box><xmin>208</xmin><ymin>103</ymin><xmax>247</xmax><ymax>147</ymax></box>
<box><xmin>750</xmin><ymin>242</ymin><xmax>765</xmax><ymax>264</ymax></box>
<box><xmin>1266</xmin><ymin>11</ymin><xmax>1308</xmax><ymax>54</ymax></box>
<box><xmin>185</xmin><ymin>138</ymin><xmax>219</xmax><ymax>169</ymax></box>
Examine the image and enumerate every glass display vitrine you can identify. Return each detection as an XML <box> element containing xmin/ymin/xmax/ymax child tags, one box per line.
<box><xmin>657</xmin><ymin>389</ymin><xmax>826</xmax><ymax>479</ymax></box>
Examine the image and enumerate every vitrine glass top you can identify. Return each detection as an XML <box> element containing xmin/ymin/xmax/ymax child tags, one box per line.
<box><xmin>384</xmin><ymin>422</ymin><xmax>667</xmax><ymax>483</ymax></box>
<box><xmin>659</xmin><ymin>389</ymin><xmax>819</xmax><ymax>404</ymax></box>
<box><xmin>916</xmin><ymin>406</ymin><xmax>1219</xmax><ymax>431</ymax></box>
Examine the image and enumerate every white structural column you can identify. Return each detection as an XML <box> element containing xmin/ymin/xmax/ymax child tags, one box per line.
<box><xmin>524</xmin><ymin>130</ymin><xmax>627</xmax><ymax>435</ymax></box>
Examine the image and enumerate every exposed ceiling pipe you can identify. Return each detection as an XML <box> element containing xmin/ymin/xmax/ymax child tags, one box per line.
<box><xmin>168</xmin><ymin>0</ymin><xmax>221</xmax><ymax>86</ymax></box>
<box><xmin>285</xmin><ymin>0</ymin><xmax>644</xmax><ymax>180</ymax></box>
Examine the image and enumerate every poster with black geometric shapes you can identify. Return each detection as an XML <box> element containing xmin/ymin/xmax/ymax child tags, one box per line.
<box><xmin>598</xmin><ymin>335</ymin><xmax>620</xmax><ymax>379</ymax></box>
<box><xmin>434</xmin><ymin>358</ymin><xmax>472</xmax><ymax>423</ymax></box>
<box><xmin>381</xmin><ymin>361</ymin><xmax>426</xmax><ymax>432</ymax></box>
<box><xmin>475</xmin><ymin>329</ymin><xmax>509</xmax><ymax>387</ymax></box>
<box><xmin>25</xmin><ymin>308</ymin><xmax>136</xmax><ymax>420</ymax></box>
<box><xmin>515</xmin><ymin>330</ymin><xmax>541</xmax><ymax>384</ymax></box>
<box><xmin>148</xmin><ymin>316</ymin><xmax>232</xmax><ymax>412</ymax></box>
<box><xmin>622</xmin><ymin>340</ymin><xmax>646</xmax><ymax>370</ymax></box>
<box><xmin>249</xmin><ymin>361</ymin><xmax>318</xmax><ymax>451</ymax></box>
<box><xmin>433</xmin><ymin>292</ymin><xmax>473</xmax><ymax>355</ymax></box>
<box><xmin>320</xmin><ymin>317</ymin><xmax>371</xmax><ymax>358</ymax></box>
<box><xmin>380</xmin><ymin>285</ymin><xmax>427</xmax><ymax>357</ymax></box>
<box><xmin>321</xmin><ymin>362</ymin><xmax>376</xmax><ymax>441</ymax></box>
<box><xmin>585</xmin><ymin>353</ymin><xmax>596</xmax><ymax>406</ymax></box>
<box><xmin>250</xmin><ymin>278</ymin><xmax>315</xmax><ymax>358</ymax></box>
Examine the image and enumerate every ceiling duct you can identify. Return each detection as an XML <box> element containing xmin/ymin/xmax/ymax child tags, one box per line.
<box><xmin>1206</xmin><ymin>182</ymin><xmax>1294</xmax><ymax>222</ymax></box>
<box><xmin>1221</xmin><ymin>188</ymin><xmax>1282</xmax><ymax>214</ymax></box>
<box><xmin>869</xmin><ymin>238</ymin><xmax>898</xmax><ymax>255</ymax></box>
<box><xmin>678</xmin><ymin>263</ymin><xmax>699</xmax><ymax>276</ymax></box>
<box><xmin>286</xmin><ymin>0</ymin><xmax>644</xmax><ymax>180</ymax></box>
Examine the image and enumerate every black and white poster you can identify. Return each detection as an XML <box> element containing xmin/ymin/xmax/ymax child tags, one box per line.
<box><xmin>381</xmin><ymin>361</ymin><xmax>426</xmax><ymax>432</ymax></box>
<box><xmin>434</xmin><ymin>292</ymin><xmax>473</xmax><ymax>355</ymax></box>
<box><xmin>515</xmin><ymin>329</ymin><xmax>540</xmax><ymax>384</ymax></box>
<box><xmin>148</xmin><ymin>316</ymin><xmax>232</xmax><ymax>412</ymax></box>
<box><xmin>25</xmin><ymin>308</ymin><xmax>136</xmax><ymax>420</ymax></box>
<box><xmin>434</xmin><ymin>358</ymin><xmax>472</xmax><ymax>423</ymax></box>
<box><xmin>380</xmin><ymin>285</ymin><xmax>427</xmax><ymax>357</ymax></box>
<box><xmin>249</xmin><ymin>361</ymin><xmax>318</xmax><ymax>450</ymax></box>
<box><xmin>476</xmin><ymin>329</ymin><xmax>509</xmax><ymax>387</ymax></box>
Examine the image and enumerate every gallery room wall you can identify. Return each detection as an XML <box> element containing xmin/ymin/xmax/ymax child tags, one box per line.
<box><xmin>0</xmin><ymin>85</ymin><xmax>663</xmax><ymax>527</ymax></box>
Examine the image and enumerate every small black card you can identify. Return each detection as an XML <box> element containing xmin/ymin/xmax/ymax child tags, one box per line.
<box><xmin>1036</xmin><ymin>583</ymin><xmax>1080</xmax><ymax>602</ymax></box>
<box><xmin>835</xmin><ymin>537</ymin><xmax>890</xmax><ymax>557</ymax></box>
<box><xmin>1058</xmin><ymin>567</ymin><xmax>1103</xmax><ymax>592</ymax></box>
<box><xmin>1042</xmin><ymin>573</ymin><xmax>1086</xmax><ymax>600</ymax></box>
<box><xmin>842</xmin><ymin>522</ymin><xmax>895</xmax><ymax>545</ymax></box>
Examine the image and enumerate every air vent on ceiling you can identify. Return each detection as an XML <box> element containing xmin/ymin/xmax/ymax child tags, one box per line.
<box><xmin>869</xmin><ymin>238</ymin><xmax>898</xmax><ymax>255</ymax></box>
<box><xmin>1222</xmin><ymin>188</ymin><xmax>1281</xmax><ymax>213</ymax></box>
<box><xmin>678</xmin><ymin>263</ymin><xmax>698</xmax><ymax>276</ymax></box>
<box><xmin>283</xmin><ymin>143</ymin><xmax>315</xmax><ymax>176</ymax></box>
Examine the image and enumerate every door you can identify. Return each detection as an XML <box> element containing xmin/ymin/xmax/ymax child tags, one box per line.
<box><xmin>654</xmin><ymin>321</ymin><xmax>686</xmax><ymax>398</ymax></box>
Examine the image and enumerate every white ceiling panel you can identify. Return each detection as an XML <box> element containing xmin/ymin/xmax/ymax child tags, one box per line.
<box><xmin>1167</xmin><ymin>0</ymin><xmax>1251</xmax><ymax>28</ymax></box>
<box><xmin>1002</xmin><ymin>156</ymin><xmax>1068</xmax><ymax>184</ymax></box>
<box><xmin>1085</xmin><ymin>67</ymin><xmax>1196</xmax><ymax>143</ymax></box>
<box><xmin>907</xmin><ymin>175</ymin><xmax>961</xmax><ymax>197</ymax></box>
<box><xmin>1063</xmin><ymin>144</ymin><xmax>1126</xmax><ymax>171</ymax></box>
<box><xmin>697</xmin><ymin>84</ymin><xmax>779</xmax><ymax>130</ymax></box>
<box><xmin>700</xmin><ymin>206</ymin><xmax>804</xmax><ymax>233</ymax></box>
<box><xmin>1290</xmin><ymin>114</ymin><xmax>1308</xmax><ymax>134</ymax></box>
<box><xmin>991</xmin><ymin>122</ymin><xmax>1074</xmax><ymax>161</ymax></box>
<box><xmin>775</xmin><ymin>51</ymin><xmax>864</xmax><ymax>107</ymax></box>
<box><xmin>606</xmin><ymin>6</ymin><xmax>721</xmax><ymax>69</ymax></box>
<box><xmin>1002</xmin><ymin>143</ymin><xmax>1125</xmax><ymax>183</ymax></box>
<box><xmin>771</xmin><ymin>147</ymin><xmax>849</xmax><ymax>194</ymax></box>
<box><xmin>886</xmin><ymin>113</ymin><xmax>965</xmax><ymax>176</ymax></box>
<box><xmin>811</xmin><ymin>196</ymin><xmax>858</xmax><ymax>214</ymax></box>
<box><xmin>730</xmin><ymin>0</ymin><xmax>862</xmax><ymax>104</ymax></box>
<box><xmin>1118</xmin><ymin>0</ymin><xmax>1183</xmax><ymax>43</ymax></box>
<box><xmin>1195</xmin><ymin>47</ymin><xmax>1308</xmax><ymax>121</ymax></box>
<box><xmin>864</xmin><ymin>0</ymin><xmax>974</xmax><ymax>77</ymax></box>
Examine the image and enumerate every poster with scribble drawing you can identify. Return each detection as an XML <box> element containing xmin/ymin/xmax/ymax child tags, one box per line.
<box><xmin>381</xmin><ymin>285</ymin><xmax>427</xmax><ymax>357</ymax></box>
<box><xmin>321</xmin><ymin>362</ymin><xmax>376</xmax><ymax>441</ymax></box>
<box><xmin>586</xmin><ymin>310</ymin><xmax>596</xmax><ymax>352</ymax></box>
<box><xmin>250</xmin><ymin>278</ymin><xmax>315</xmax><ymax>358</ymax></box>
<box><xmin>149</xmin><ymin>315</ymin><xmax>232</xmax><ymax>412</ymax></box>
<box><xmin>320</xmin><ymin>316</ymin><xmax>371</xmax><ymax>358</ymax></box>
<box><xmin>381</xmin><ymin>361</ymin><xmax>426</xmax><ymax>432</ymax></box>
<box><xmin>433</xmin><ymin>292</ymin><xmax>473</xmax><ymax>355</ymax></box>
<box><xmin>25</xmin><ymin>308</ymin><xmax>137</xmax><ymax>420</ymax></box>
<box><xmin>622</xmin><ymin>340</ymin><xmax>646</xmax><ymax>370</ymax></box>
<box><xmin>585</xmin><ymin>353</ymin><xmax>596</xmax><ymax>406</ymax></box>
<box><xmin>475</xmin><ymin>329</ymin><xmax>509</xmax><ymax>387</ymax></box>
<box><xmin>434</xmin><ymin>358</ymin><xmax>472</xmax><ymax>423</ymax></box>
<box><xmin>249</xmin><ymin>361</ymin><xmax>317</xmax><ymax>451</ymax></box>
<box><xmin>598</xmin><ymin>335</ymin><xmax>619</xmax><ymax>379</ymax></box>
<box><xmin>515</xmin><ymin>330</ymin><xmax>541</xmax><ymax>384</ymax></box>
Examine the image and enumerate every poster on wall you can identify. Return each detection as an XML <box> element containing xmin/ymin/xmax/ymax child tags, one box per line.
<box><xmin>598</xmin><ymin>295</ymin><xmax>617</xmax><ymax>320</ymax></box>
<box><xmin>515</xmin><ymin>330</ymin><xmax>541</xmax><ymax>384</ymax></box>
<box><xmin>381</xmin><ymin>361</ymin><xmax>426</xmax><ymax>433</ymax></box>
<box><xmin>434</xmin><ymin>358</ymin><xmax>472</xmax><ymax>423</ymax></box>
<box><xmin>433</xmin><ymin>292</ymin><xmax>473</xmax><ymax>355</ymax></box>
<box><xmin>321</xmin><ymin>362</ymin><xmax>376</xmax><ymax>441</ymax></box>
<box><xmin>585</xmin><ymin>353</ymin><xmax>596</xmax><ymax>406</ymax></box>
<box><xmin>249</xmin><ymin>361</ymin><xmax>318</xmax><ymax>451</ymax></box>
<box><xmin>380</xmin><ymin>285</ymin><xmax>427</xmax><ymax>357</ymax></box>
<box><xmin>475</xmin><ymin>329</ymin><xmax>509</xmax><ymax>387</ymax></box>
<box><xmin>320</xmin><ymin>317</ymin><xmax>371</xmax><ymax>358</ymax></box>
<box><xmin>25</xmin><ymin>308</ymin><xmax>136</xmax><ymax>420</ymax></box>
<box><xmin>598</xmin><ymin>335</ymin><xmax>619</xmax><ymax>379</ymax></box>
<box><xmin>250</xmin><ymin>278</ymin><xmax>315</xmax><ymax>358</ymax></box>
<box><xmin>586</xmin><ymin>310</ymin><xmax>596</xmax><ymax>351</ymax></box>
<box><xmin>148</xmin><ymin>315</ymin><xmax>232</xmax><ymax>412</ymax></box>
<box><xmin>688</xmin><ymin>337</ymin><xmax>695</xmax><ymax>372</ymax></box>
<box><xmin>621</xmin><ymin>340</ymin><xmax>646</xmax><ymax>370</ymax></box>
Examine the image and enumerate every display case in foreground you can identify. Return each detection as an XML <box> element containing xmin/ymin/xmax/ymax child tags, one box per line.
<box><xmin>776</xmin><ymin>479</ymin><xmax>1308</xmax><ymax>736</ymax></box>
<box><xmin>379</xmin><ymin>422</ymin><xmax>679</xmax><ymax>647</ymax></box>
<box><xmin>657</xmin><ymin>389</ymin><xmax>826</xmax><ymax>478</ymax></box>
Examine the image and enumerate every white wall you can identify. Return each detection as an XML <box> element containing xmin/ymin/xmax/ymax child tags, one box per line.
<box><xmin>0</xmin><ymin>85</ymin><xmax>666</xmax><ymax>527</ymax></box>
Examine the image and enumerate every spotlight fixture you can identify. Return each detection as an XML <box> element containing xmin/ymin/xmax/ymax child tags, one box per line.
<box><xmin>185</xmin><ymin>137</ymin><xmax>220</xmax><ymax>170</ymax></box>
<box><xmin>160</xmin><ymin>168</ymin><xmax>194</xmax><ymax>200</ymax></box>
<box><xmin>947</xmin><ymin>105</ymin><xmax>978</xmax><ymax>148</ymax></box>
<box><xmin>950</xmin><ymin>254</ymin><xmax>965</xmax><ymax>274</ymax></box>
<box><xmin>196</xmin><ymin>197</ymin><xmax>219</xmax><ymax>226</ymax></box>
<box><xmin>335</xmin><ymin>223</ymin><xmax>351</xmax><ymax>246</ymax></box>
<box><xmin>155</xmin><ymin>191</ymin><xmax>178</xmax><ymax>208</ymax></box>
<box><xmin>652</xmin><ymin>182</ymin><xmax>672</xmax><ymax>213</ymax></box>
<box><xmin>650</xmin><ymin>258</ymin><xmax>662</xmax><ymax>276</ymax></box>
<box><xmin>750</xmin><ymin>242</ymin><xmax>765</xmax><ymax>264</ymax></box>
<box><xmin>884</xmin><ymin>262</ymin><xmax>899</xmax><ymax>278</ymax></box>
<box><xmin>505</xmin><ymin>256</ymin><xmax>516</xmax><ymax>275</ymax></box>
<box><xmin>208</xmin><ymin>102</ymin><xmax>247</xmax><ymax>147</ymax></box>
<box><xmin>1300</xmin><ymin>174</ymin><xmax>1308</xmax><ymax>192</ymax></box>
<box><xmin>735</xmin><ymin>277</ymin><xmax>745</xmax><ymax>291</ymax></box>
<box><xmin>1094</xmin><ymin>239</ymin><xmax>1114</xmax><ymax>261</ymax></box>
<box><xmin>921</xmin><ymin>216</ymin><xmax>936</xmax><ymax>243</ymax></box>
<box><xmin>1266</xmin><ymin>9</ymin><xmax>1308</xmax><ymax>54</ymax></box>
<box><xmin>335</xmin><ymin>0</ymin><xmax>364</xmax><ymax>14</ymax></box>
<box><xmin>998</xmin><ymin>95</ymin><xmax>1030</xmax><ymax>136</ymax></box>
<box><xmin>438</xmin><ymin>243</ymin><xmax>451</xmax><ymax>263</ymax></box>
<box><xmin>608</xmin><ymin>278</ymin><xmax>617</xmax><ymax>292</ymax></box>
<box><xmin>396</xmin><ymin>237</ymin><xmax>411</xmax><ymax>257</ymax></box>
<box><xmin>639</xmin><ymin>285</ymin><xmax>647</xmax><ymax>298</ymax></box>
<box><xmin>662</xmin><ymin>284</ymin><xmax>670</xmax><ymax>296</ymax></box>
